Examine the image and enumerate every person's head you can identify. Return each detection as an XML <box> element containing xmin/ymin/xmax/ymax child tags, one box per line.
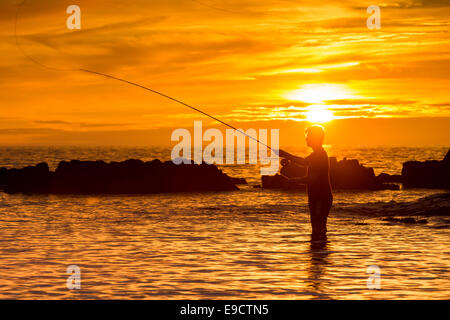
<box><xmin>305</xmin><ymin>125</ymin><xmax>325</xmax><ymax>149</ymax></box>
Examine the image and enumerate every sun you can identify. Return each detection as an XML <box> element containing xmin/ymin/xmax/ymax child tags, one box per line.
<box><xmin>285</xmin><ymin>83</ymin><xmax>354</xmax><ymax>103</ymax></box>
<box><xmin>305</xmin><ymin>107</ymin><xmax>334</xmax><ymax>123</ymax></box>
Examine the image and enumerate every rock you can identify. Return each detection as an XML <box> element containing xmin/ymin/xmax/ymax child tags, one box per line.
<box><xmin>262</xmin><ymin>156</ymin><xmax>399</xmax><ymax>191</ymax></box>
<box><xmin>402</xmin><ymin>149</ymin><xmax>450</xmax><ymax>189</ymax></box>
<box><xmin>3</xmin><ymin>159</ymin><xmax>240</xmax><ymax>194</ymax></box>
<box><xmin>229</xmin><ymin>177</ymin><xmax>248</xmax><ymax>185</ymax></box>
<box><xmin>4</xmin><ymin>163</ymin><xmax>51</xmax><ymax>193</ymax></box>
<box><xmin>330</xmin><ymin>157</ymin><xmax>398</xmax><ymax>190</ymax></box>
<box><xmin>377</xmin><ymin>173</ymin><xmax>403</xmax><ymax>183</ymax></box>
<box><xmin>0</xmin><ymin>167</ymin><xmax>8</xmax><ymax>185</ymax></box>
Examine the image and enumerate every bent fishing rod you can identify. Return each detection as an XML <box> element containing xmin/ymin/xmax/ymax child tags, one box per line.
<box><xmin>78</xmin><ymin>69</ymin><xmax>275</xmax><ymax>153</ymax></box>
<box><xmin>14</xmin><ymin>1</ymin><xmax>275</xmax><ymax>154</ymax></box>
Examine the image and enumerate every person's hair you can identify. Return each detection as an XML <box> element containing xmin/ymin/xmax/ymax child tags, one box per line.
<box><xmin>305</xmin><ymin>125</ymin><xmax>325</xmax><ymax>145</ymax></box>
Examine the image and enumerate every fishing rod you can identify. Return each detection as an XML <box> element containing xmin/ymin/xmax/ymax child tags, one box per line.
<box><xmin>78</xmin><ymin>69</ymin><xmax>275</xmax><ymax>152</ymax></box>
<box><xmin>14</xmin><ymin>1</ymin><xmax>276</xmax><ymax>154</ymax></box>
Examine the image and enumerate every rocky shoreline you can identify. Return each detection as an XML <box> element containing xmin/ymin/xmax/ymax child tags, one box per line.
<box><xmin>0</xmin><ymin>159</ymin><xmax>240</xmax><ymax>194</ymax></box>
<box><xmin>0</xmin><ymin>149</ymin><xmax>448</xmax><ymax>195</ymax></box>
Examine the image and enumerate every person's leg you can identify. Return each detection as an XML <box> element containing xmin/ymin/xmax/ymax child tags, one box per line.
<box><xmin>309</xmin><ymin>200</ymin><xmax>322</xmax><ymax>239</ymax></box>
<box><xmin>318</xmin><ymin>198</ymin><xmax>332</xmax><ymax>237</ymax></box>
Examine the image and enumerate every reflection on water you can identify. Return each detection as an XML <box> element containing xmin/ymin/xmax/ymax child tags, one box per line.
<box><xmin>0</xmin><ymin>146</ymin><xmax>448</xmax><ymax>299</ymax></box>
<box><xmin>307</xmin><ymin>239</ymin><xmax>331</xmax><ymax>299</ymax></box>
<box><xmin>0</xmin><ymin>190</ymin><xmax>448</xmax><ymax>300</ymax></box>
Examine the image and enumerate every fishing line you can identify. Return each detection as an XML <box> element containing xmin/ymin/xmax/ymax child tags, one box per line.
<box><xmin>14</xmin><ymin>0</ymin><xmax>276</xmax><ymax>153</ymax></box>
<box><xmin>78</xmin><ymin>69</ymin><xmax>275</xmax><ymax>152</ymax></box>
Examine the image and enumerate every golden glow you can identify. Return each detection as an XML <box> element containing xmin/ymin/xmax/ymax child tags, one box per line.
<box><xmin>285</xmin><ymin>84</ymin><xmax>355</xmax><ymax>104</ymax></box>
<box><xmin>262</xmin><ymin>62</ymin><xmax>360</xmax><ymax>76</ymax></box>
<box><xmin>306</xmin><ymin>107</ymin><xmax>334</xmax><ymax>123</ymax></box>
<box><xmin>2</xmin><ymin>0</ymin><xmax>450</xmax><ymax>146</ymax></box>
<box><xmin>320</xmin><ymin>62</ymin><xmax>360</xmax><ymax>70</ymax></box>
<box><xmin>263</xmin><ymin>68</ymin><xmax>323</xmax><ymax>75</ymax></box>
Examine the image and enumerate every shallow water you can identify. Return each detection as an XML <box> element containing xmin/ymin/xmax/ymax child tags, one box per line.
<box><xmin>0</xmin><ymin>188</ymin><xmax>448</xmax><ymax>299</ymax></box>
<box><xmin>0</xmin><ymin>146</ymin><xmax>448</xmax><ymax>299</ymax></box>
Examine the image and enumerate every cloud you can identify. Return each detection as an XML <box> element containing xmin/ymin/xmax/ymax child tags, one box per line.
<box><xmin>324</xmin><ymin>99</ymin><xmax>417</xmax><ymax>105</ymax></box>
<box><xmin>409</xmin><ymin>0</ymin><xmax>450</xmax><ymax>8</ymax></box>
<box><xmin>353</xmin><ymin>0</ymin><xmax>450</xmax><ymax>9</ymax></box>
<box><xmin>0</xmin><ymin>128</ymin><xmax>60</xmax><ymax>135</ymax></box>
<box><xmin>33</xmin><ymin>120</ymin><xmax>137</xmax><ymax>128</ymax></box>
<box><xmin>1</xmin><ymin>0</ymin><xmax>450</xmax><ymax>146</ymax></box>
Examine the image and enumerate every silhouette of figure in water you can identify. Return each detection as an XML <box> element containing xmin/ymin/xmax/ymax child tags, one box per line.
<box><xmin>307</xmin><ymin>240</ymin><xmax>331</xmax><ymax>298</ymax></box>
<box><xmin>278</xmin><ymin>125</ymin><xmax>333</xmax><ymax>240</ymax></box>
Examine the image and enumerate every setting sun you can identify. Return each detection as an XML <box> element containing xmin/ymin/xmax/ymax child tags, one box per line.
<box><xmin>306</xmin><ymin>107</ymin><xmax>334</xmax><ymax>123</ymax></box>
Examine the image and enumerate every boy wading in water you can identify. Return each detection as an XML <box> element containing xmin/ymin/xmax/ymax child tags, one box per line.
<box><xmin>278</xmin><ymin>125</ymin><xmax>333</xmax><ymax>240</ymax></box>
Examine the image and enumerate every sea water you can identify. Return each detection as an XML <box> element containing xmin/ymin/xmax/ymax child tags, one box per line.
<box><xmin>0</xmin><ymin>146</ymin><xmax>448</xmax><ymax>299</ymax></box>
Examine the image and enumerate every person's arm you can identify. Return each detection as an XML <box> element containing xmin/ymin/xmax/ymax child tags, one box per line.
<box><xmin>290</xmin><ymin>168</ymin><xmax>319</xmax><ymax>183</ymax></box>
<box><xmin>280</xmin><ymin>172</ymin><xmax>313</xmax><ymax>185</ymax></box>
<box><xmin>277</xmin><ymin>149</ymin><xmax>310</xmax><ymax>166</ymax></box>
<box><xmin>281</xmin><ymin>155</ymin><xmax>319</xmax><ymax>185</ymax></box>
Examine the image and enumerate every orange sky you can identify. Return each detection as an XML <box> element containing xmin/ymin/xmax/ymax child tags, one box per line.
<box><xmin>1</xmin><ymin>0</ymin><xmax>449</xmax><ymax>146</ymax></box>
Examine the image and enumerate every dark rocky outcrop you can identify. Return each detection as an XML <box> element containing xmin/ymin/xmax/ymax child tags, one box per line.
<box><xmin>330</xmin><ymin>157</ymin><xmax>398</xmax><ymax>190</ymax></box>
<box><xmin>0</xmin><ymin>163</ymin><xmax>51</xmax><ymax>193</ymax></box>
<box><xmin>402</xmin><ymin>150</ymin><xmax>450</xmax><ymax>189</ymax></box>
<box><xmin>262</xmin><ymin>157</ymin><xmax>399</xmax><ymax>191</ymax></box>
<box><xmin>1</xmin><ymin>159</ymin><xmax>240</xmax><ymax>194</ymax></box>
<box><xmin>229</xmin><ymin>177</ymin><xmax>248</xmax><ymax>185</ymax></box>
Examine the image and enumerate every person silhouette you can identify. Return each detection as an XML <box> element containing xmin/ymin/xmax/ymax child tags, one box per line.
<box><xmin>278</xmin><ymin>125</ymin><xmax>333</xmax><ymax>240</ymax></box>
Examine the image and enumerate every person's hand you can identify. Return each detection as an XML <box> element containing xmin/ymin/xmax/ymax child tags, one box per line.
<box><xmin>280</xmin><ymin>173</ymin><xmax>290</xmax><ymax>180</ymax></box>
<box><xmin>280</xmin><ymin>158</ymin><xmax>290</xmax><ymax>167</ymax></box>
<box><xmin>281</xmin><ymin>175</ymin><xmax>299</xmax><ymax>188</ymax></box>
